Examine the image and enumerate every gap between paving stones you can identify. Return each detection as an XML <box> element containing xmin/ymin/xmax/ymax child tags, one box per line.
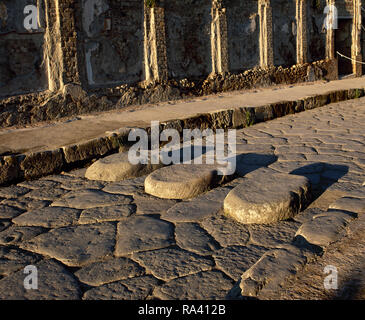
<box><xmin>1</xmin><ymin>87</ymin><xmax>365</xmax><ymax>186</ymax></box>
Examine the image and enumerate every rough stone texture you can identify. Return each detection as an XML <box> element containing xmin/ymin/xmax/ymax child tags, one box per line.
<box><xmin>21</xmin><ymin>223</ymin><xmax>116</xmax><ymax>267</ymax></box>
<box><xmin>23</xmin><ymin>187</ymin><xmax>68</xmax><ymax>201</ymax></box>
<box><xmin>0</xmin><ymin>259</ymin><xmax>81</xmax><ymax>300</ymax></box>
<box><xmin>0</xmin><ymin>186</ymin><xmax>29</xmax><ymax>198</ymax></box>
<box><xmin>75</xmin><ymin>257</ymin><xmax>145</xmax><ymax>286</ymax></box>
<box><xmin>51</xmin><ymin>189</ymin><xmax>132</xmax><ymax>209</ymax></box>
<box><xmin>144</xmin><ymin>164</ymin><xmax>223</xmax><ymax>199</ymax></box>
<box><xmin>0</xmin><ymin>205</ymin><xmax>23</xmax><ymax>219</ymax></box>
<box><xmin>85</xmin><ymin>152</ymin><xmax>163</xmax><ymax>182</ymax></box>
<box><xmin>103</xmin><ymin>177</ymin><xmax>145</xmax><ymax>195</ymax></box>
<box><xmin>329</xmin><ymin>197</ymin><xmax>365</xmax><ymax>214</ymax></box>
<box><xmin>153</xmin><ymin>270</ymin><xmax>235</xmax><ymax>300</ymax></box>
<box><xmin>83</xmin><ymin>275</ymin><xmax>159</xmax><ymax>300</ymax></box>
<box><xmin>224</xmin><ymin>173</ymin><xmax>310</xmax><ymax>224</ymax></box>
<box><xmin>133</xmin><ymin>195</ymin><xmax>177</xmax><ymax>215</ymax></box>
<box><xmin>12</xmin><ymin>207</ymin><xmax>81</xmax><ymax>228</ymax></box>
<box><xmin>78</xmin><ymin>205</ymin><xmax>136</xmax><ymax>224</ymax></box>
<box><xmin>0</xmin><ymin>220</ymin><xmax>11</xmax><ymax>232</ymax></box>
<box><xmin>295</xmin><ymin>211</ymin><xmax>355</xmax><ymax>248</ymax></box>
<box><xmin>132</xmin><ymin>247</ymin><xmax>214</xmax><ymax>281</ymax></box>
<box><xmin>0</xmin><ymin>226</ymin><xmax>45</xmax><ymax>245</ymax></box>
<box><xmin>115</xmin><ymin>216</ymin><xmax>175</xmax><ymax>256</ymax></box>
<box><xmin>175</xmin><ymin>223</ymin><xmax>221</xmax><ymax>255</ymax></box>
<box><xmin>213</xmin><ymin>245</ymin><xmax>267</xmax><ymax>281</ymax></box>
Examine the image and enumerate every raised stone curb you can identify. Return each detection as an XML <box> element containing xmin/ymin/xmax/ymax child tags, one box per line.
<box><xmin>1</xmin><ymin>87</ymin><xmax>364</xmax><ymax>186</ymax></box>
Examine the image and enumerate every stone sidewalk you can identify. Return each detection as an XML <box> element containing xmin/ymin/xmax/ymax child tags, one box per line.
<box><xmin>0</xmin><ymin>96</ymin><xmax>365</xmax><ymax>299</ymax></box>
<box><xmin>2</xmin><ymin>77</ymin><xmax>365</xmax><ymax>185</ymax></box>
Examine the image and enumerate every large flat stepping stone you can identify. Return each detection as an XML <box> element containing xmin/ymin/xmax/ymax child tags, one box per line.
<box><xmin>153</xmin><ymin>270</ymin><xmax>234</xmax><ymax>300</ymax></box>
<box><xmin>145</xmin><ymin>164</ymin><xmax>224</xmax><ymax>199</ymax></box>
<box><xmin>115</xmin><ymin>216</ymin><xmax>175</xmax><ymax>256</ymax></box>
<box><xmin>12</xmin><ymin>207</ymin><xmax>81</xmax><ymax>228</ymax></box>
<box><xmin>0</xmin><ymin>259</ymin><xmax>81</xmax><ymax>300</ymax></box>
<box><xmin>51</xmin><ymin>189</ymin><xmax>132</xmax><ymax>209</ymax></box>
<box><xmin>20</xmin><ymin>223</ymin><xmax>116</xmax><ymax>267</ymax></box>
<box><xmin>78</xmin><ymin>204</ymin><xmax>136</xmax><ymax>224</ymax></box>
<box><xmin>329</xmin><ymin>197</ymin><xmax>365</xmax><ymax>215</ymax></box>
<box><xmin>224</xmin><ymin>173</ymin><xmax>310</xmax><ymax>224</ymax></box>
<box><xmin>74</xmin><ymin>257</ymin><xmax>145</xmax><ymax>286</ymax></box>
<box><xmin>132</xmin><ymin>247</ymin><xmax>214</xmax><ymax>281</ymax></box>
<box><xmin>83</xmin><ymin>275</ymin><xmax>159</xmax><ymax>300</ymax></box>
<box><xmin>85</xmin><ymin>152</ymin><xmax>163</xmax><ymax>182</ymax></box>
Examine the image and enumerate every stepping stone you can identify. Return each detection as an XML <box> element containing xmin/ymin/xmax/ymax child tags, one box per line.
<box><xmin>0</xmin><ymin>226</ymin><xmax>45</xmax><ymax>245</ymax></box>
<box><xmin>51</xmin><ymin>189</ymin><xmax>132</xmax><ymax>209</ymax></box>
<box><xmin>0</xmin><ymin>259</ymin><xmax>81</xmax><ymax>300</ymax></box>
<box><xmin>13</xmin><ymin>207</ymin><xmax>81</xmax><ymax>228</ymax></box>
<box><xmin>85</xmin><ymin>152</ymin><xmax>163</xmax><ymax>182</ymax></box>
<box><xmin>75</xmin><ymin>257</ymin><xmax>145</xmax><ymax>286</ymax></box>
<box><xmin>78</xmin><ymin>204</ymin><xmax>136</xmax><ymax>224</ymax></box>
<box><xmin>132</xmin><ymin>247</ymin><xmax>214</xmax><ymax>281</ymax></box>
<box><xmin>144</xmin><ymin>164</ymin><xmax>224</xmax><ymax>199</ymax></box>
<box><xmin>329</xmin><ymin>197</ymin><xmax>365</xmax><ymax>215</ymax></box>
<box><xmin>115</xmin><ymin>216</ymin><xmax>175</xmax><ymax>256</ymax></box>
<box><xmin>83</xmin><ymin>275</ymin><xmax>159</xmax><ymax>300</ymax></box>
<box><xmin>224</xmin><ymin>173</ymin><xmax>310</xmax><ymax>224</ymax></box>
<box><xmin>20</xmin><ymin>223</ymin><xmax>116</xmax><ymax>267</ymax></box>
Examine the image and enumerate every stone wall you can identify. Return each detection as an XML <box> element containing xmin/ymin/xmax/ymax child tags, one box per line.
<box><xmin>0</xmin><ymin>0</ymin><xmax>363</xmax><ymax>128</ymax></box>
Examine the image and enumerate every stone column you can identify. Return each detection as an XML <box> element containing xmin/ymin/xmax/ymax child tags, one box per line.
<box><xmin>258</xmin><ymin>0</ymin><xmax>274</xmax><ymax>68</ymax></box>
<box><xmin>211</xmin><ymin>0</ymin><xmax>229</xmax><ymax>74</ymax></box>
<box><xmin>325</xmin><ymin>0</ymin><xmax>335</xmax><ymax>60</ymax></box>
<box><xmin>296</xmin><ymin>0</ymin><xmax>308</xmax><ymax>64</ymax></box>
<box><xmin>352</xmin><ymin>0</ymin><xmax>362</xmax><ymax>76</ymax></box>
<box><xmin>144</xmin><ymin>0</ymin><xmax>168</xmax><ymax>83</ymax></box>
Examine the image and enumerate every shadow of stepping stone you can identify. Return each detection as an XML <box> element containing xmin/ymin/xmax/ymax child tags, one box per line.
<box><xmin>116</xmin><ymin>216</ymin><xmax>175</xmax><ymax>256</ymax></box>
<box><xmin>75</xmin><ymin>257</ymin><xmax>145</xmax><ymax>286</ymax></box>
<box><xmin>20</xmin><ymin>223</ymin><xmax>116</xmax><ymax>267</ymax></box>
<box><xmin>145</xmin><ymin>164</ymin><xmax>225</xmax><ymax>199</ymax></box>
<box><xmin>132</xmin><ymin>247</ymin><xmax>214</xmax><ymax>281</ymax></box>
<box><xmin>51</xmin><ymin>189</ymin><xmax>132</xmax><ymax>209</ymax></box>
<box><xmin>13</xmin><ymin>207</ymin><xmax>81</xmax><ymax>228</ymax></box>
<box><xmin>224</xmin><ymin>173</ymin><xmax>310</xmax><ymax>224</ymax></box>
<box><xmin>85</xmin><ymin>152</ymin><xmax>163</xmax><ymax>182</ymax></box>
<box><xmin>83</xmin><ymin>275</ymin><xmax>159</xmax><ymax>300</ymax></box>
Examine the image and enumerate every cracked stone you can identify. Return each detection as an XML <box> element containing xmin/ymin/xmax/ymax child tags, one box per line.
<box><xmin>0</xmin><ymin>226</ymin><xmax>45</xmax><ymax>245</ymax></box>
<box><xmin>0</xmin><ymin>259</ymin><xmax>81</xmax><ymax>300</ymax></box>
<box><xmin>75</xmin><ymin>257</ymin><xmax>145</xmax><ymax>286</ymax></box>
<box><xmin>21</xmin><ymin>223</ymin><xmax>116</xmax><ymax>267</ymax></box>
<box><xmin>144</xmin><ymin>164</ymin><xmax>223</xmax><ymax>199</ymax></box>
<box><xmin>2</xmin><ymin>198</ymin><xmax>50</xmax><ymax>211</ymax></box>
<box><xmin>133</xmin><ymin>195</ymin><xmax>177</xmax><ymax>215</ymax></box>
<box><xmin>153</xmin><ymin>270</ymin><xmax>234</xmax><ymax>300</ymax></box>
<box><xmin>51</xmin><ymin>189</ymin><xmax>132</xmax><ymax>209</ymax></box>
<box><xmin>17</xmin><ymin>180</ymin><xmax>59</xmax><ymax>189</ymax></box>
<box><xmin>116</xmin><ymin>216</ymin><xmax>175</xmax><ymax>256</ymax></box>
<box><xmin>23</xmin><ymin>188</ymin><xmax>69</xmax><ymax>201</ymax></box>
<box><xmin>213</xmin><ymin>245</ymin><xmax>268</xmax><ymax>281</ymax></box>
<box><xmin>175</xmin><ymin>222</ymin><xmax>221</xmax><ymax>255</ymax></box>
<box><xmin>83</xmin><ymin>275</ymin><xmax>159</xmax><ymax>300</ymax></box>
<box><xmin>0</xmin><ymin>186</ymin><xmax>30</xmax><ymax>198</ymax></box>
<box><xmin>79</xmin><ymin>204</ymin><xmax>136</xmax><ymax>224</ymax></box>
<box><xmin>224</xmin><ymin>173</ymin><xmax>310</xmax><ymax>224</ymax></box>
<box><xmin>85</xmin><ymin>152</ymin><xmax>163</xmax><ymax>182</ymax></box>
<box><xmin>329</xmin><ymin>197</ymin><xmax>365</xmax><ymax>215</ymax></box>
<box><xmin>132</xmin><ymin>247</ymin><xmax>214</xmax><ymax>281</ymax></box>
<box><xmin>12</xmin><ymin>207</ymin><xmax>81</xmax><ymax>228</ymax></box>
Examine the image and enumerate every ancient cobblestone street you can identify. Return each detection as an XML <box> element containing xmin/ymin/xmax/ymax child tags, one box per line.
<box><xmin>1</xmin><ymin>97</ymin><xmax>365</xmax><ymax>300</ymax></box>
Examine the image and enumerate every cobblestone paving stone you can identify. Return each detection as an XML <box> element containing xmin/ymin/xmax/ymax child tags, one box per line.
<box><xmin>0</xmin><ymin>98</ymin><xmax>365</xmax><ymax>299</ymax></box>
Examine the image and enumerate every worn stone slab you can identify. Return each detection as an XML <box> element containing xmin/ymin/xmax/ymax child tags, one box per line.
<box><xmin>21</xmin><ymin>223</ymin><xmax>116</xmax><ymax>267</ymax></box>
<box><xmin>12</xmin><ymin>207</ymin><xmax>81</xmax><ymax>228</ymax></box>
<box><xmin>59</xmin><ymin>179</ymin><xmax>105</xmax><ymax>191</ymax></box>
<box><xmin>213</xmin><ymin>245</ymin><xmax>268</xmax><ymax>281</ymax></box>
<box><xmin>133</xmin><ymin>195</ymin><xmax>177</xmax><ymax>215</ymax></box>
<box><xmin>144</xmin><ymin>164</ymin><xmax>223</xmax><ymax>199</ymax></box>
<box><xmin>2</xmin><ymin>198</ymin><xmax>50</xmax><ymax>211</ymax></box>
<box><xmin>83</xmin><ymin>275</ymin><xmax>159</xmax><ymax>300</ymax></box>
<box><xmin>132</xmin><ymin>247</ymin><xmax>214</xmax><ymax>281</ymax></box>
<box><xmin>17</xmin><ymin>180</ymin><xmax>60</xmax><ymax>190</ymax></box>
<box><xmin>0</xmin><ymin>259</ymin><xmax>81</xmax><ymax>300</ymax></box>
<box><xmin>0</xmin><ymin>246</ymin><xmax>41</xmax><ymax>276</ymax></box>
<box><xmin>329</xmin><ymin>197</ymin><xmax>365</xmax><ymax>215</ymax></box>
<box><xmin>0</xmin><ymin>226</ymin><xmax>45</xmax><ymax>245</ymax></box>
<box><xmin>237</xmin><ymin>245</ymin><xmax>313</xmax><ymax>298</ymax></box>
<box><xmin>103</xmin><ymin>177</ymin><xmax>145</xmax><ymax>195</ymax></box>
<box><xmin>51</xmin><ymin>189</ymin><xmax>132</xmax><ymax>209</ymax></box>
<box><xmin>78</xmin><ymin>205</ymin><xmax>136</xmax><ymax>224</ymax></box>
<box><xmin>75</xmin><ymin>257</ymin><xmax>145</xmax><ymax>286</ymax></box>
<box><xmin>295</xmin><ymin>211</ymin><xmax>355</xmax><ymax>248</ymax></box>
<box><xmin>116</xmin><ymin>216</ymin><xmax>175</xmax><ymax>256</ymax></box>
<box><xmin>293</xmin><ymin>207</ymin><xmax>326</xmax><ymax>224</ymax></box>
<box><xmin>153</xmin><ymin>270</ymin><xmax>234</xmax><ymax>300</ymax></box>
<box><xmin>0</xmin><ymin>186</ymin><xmax>30</xmax><ymax>199</ymax></box>
<box><xmin>224</xmin><ymin>173</ymin><xmax>310</xmax><ymax>224</ymax></box>
<box><xmin>201</xmin><ymin>214</ymin><xmax>250</xmax><ymax>247</ymax></box>
<box><xmin>0</xmin><ymin>205</ymin><xmax>24</xmax><ymax>219</ymax></box>
<box><xmin>85</xmin><ymin>152</ymin><xmax>164</xmax><ymax>182</ymax></box>
<box><xmin>175</xmin><ymin>223</ymin><xmax>221</xmax><ymax>255</ymax></box>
